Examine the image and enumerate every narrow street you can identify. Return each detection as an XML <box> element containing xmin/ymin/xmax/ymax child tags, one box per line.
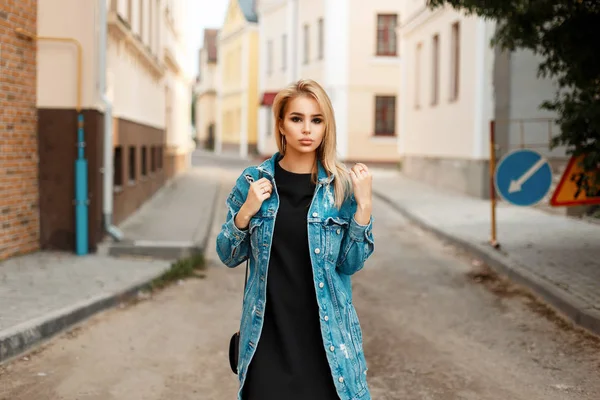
<box><xmin>1</xmin><ymin>164</ymin><xmax>599</xmax><ymax>400</ymax></box>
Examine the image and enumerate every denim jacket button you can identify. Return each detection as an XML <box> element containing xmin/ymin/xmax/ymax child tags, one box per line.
<box><xmin>312</xmin><ymin>212</ymin><xmax>318</xmax><ymax>217</ymax></box>
<box><xmin>319</xmin><ymin>282</ymin><xmax>324</xmax><ymax>288</ymax></box>
<box><xmin>336</xmin><ymin>229</ymin><xmax>341</xmax><ymax>234</ymax></box>
<box><xmin>324</xmin><ymin>315</ymin><xmax>329</xmax><ymax>321</ymax></box>
<box><xmin>329</xmin><ymin>345</ymin><xmax>335</xmax><ymax>351</ymax></box>
<box><xmin>314</xmin><ymin>248</ymin><xmax>321</xmax><ymax>254</ymax></box>
<box><xmin>338</xmin><ymin>377</ymin><xmax>344</xmax><ymax>383</ymax></box>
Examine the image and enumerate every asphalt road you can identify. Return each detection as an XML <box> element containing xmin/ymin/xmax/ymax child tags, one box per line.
<box><xmin>1</xmin><ymin>163</ymin><xmax>599</xmax><ymax>400</ymax></box>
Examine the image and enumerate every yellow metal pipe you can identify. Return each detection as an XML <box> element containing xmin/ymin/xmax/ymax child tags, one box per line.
<box><xmin>15</xmin><ymin>27</ymin><xmax>83</xmax><ymax>112</ymax></box>
<box><xmin>489</xmin><ymin>120</ymin><xmax>500</xmax><ymax>249</ymax></box>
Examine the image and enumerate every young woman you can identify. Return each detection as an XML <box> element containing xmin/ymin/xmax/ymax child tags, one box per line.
<box><xmin>216</xmin><ymin>79</ymin><xmax>375</xmax><ymax>400</ymax></box>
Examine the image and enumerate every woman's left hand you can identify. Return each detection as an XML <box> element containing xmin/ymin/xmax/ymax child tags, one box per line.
<box><xmin>350</xmin><ymin>163</ymin><xmax>373</xmax><ymax>224</ymax></box>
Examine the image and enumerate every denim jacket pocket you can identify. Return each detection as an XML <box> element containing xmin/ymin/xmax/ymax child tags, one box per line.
<box><xmin>322</xmin><ymin>216</ymin><xmax>349</xmax><ymax>264</ymax></box>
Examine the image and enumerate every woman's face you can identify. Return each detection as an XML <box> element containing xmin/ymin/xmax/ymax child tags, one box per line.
<box><xmin>279</xmin><ymin>95</ymin><xmax>326</xmax><ymax>155</ymax></box>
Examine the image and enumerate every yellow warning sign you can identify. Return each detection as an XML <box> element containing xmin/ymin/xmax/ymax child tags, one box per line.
<box><xmin>550</xmin><ymin>155</ymin><xmax>600</xmax><ymax>206</ymax></box>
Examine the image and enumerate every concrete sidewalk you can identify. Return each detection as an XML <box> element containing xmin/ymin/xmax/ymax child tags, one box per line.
<box><xmin>105</xmin><ymin>167</ymin><xmax>221</xmax><ymax>260</ymax></box>
<box><xmin>0</xmin><ymin>252</ymin><xmax>171</xmax><ymax>363</ymax></box>
<box><xmin>1</xmin><ymin>165</ymin><xmax>223</xmax><ymax>363</ymax></box>
<box><xmin>371</xmin><ymin>169</ymin><xmax>600</xmax><ymax>336</ymax></box>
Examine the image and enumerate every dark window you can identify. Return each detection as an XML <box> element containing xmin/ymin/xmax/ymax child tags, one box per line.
<box><xmin>432</xmin><ymin>34</ymin><xmax>440</xmax><ymax>105</ymax></box>
<box><xmin>141</xmin><ymin>146</ymin><xmax>148</xmax><ymax>176</ymax></box>
<box><xmin>267</xmin><ymin>39</ymin><xmax>273</xmax><ymax>75</ymax></box>
<box><xmin>450</xmin><ymin>21</ymin><xmax>461</xmax><ymax>101</ymax></box>
<box><xmin>128</xmin><ymin>146</ymin><xmax>136</xmax><ymax>183</ymax></box>
<box><xmin>318</xmin><ymin>18</ymin><xmax>324</xmax><ymax>60</ymax></box>
<box><xmin>415</xmin><ymin>42</ymin><xmax>422</xmax><ymax>108</ymax></box>
<box><xmin>375</xmin><ymin>96</ymin><xmax>396</xmax><ymax>136</ymax></box>
<box><xmin>376</xmin><ymin>14</ymin><xmax>398</xmax><ymax>56</ymax></box>
<box><xmin>150</xmin><ymin>146</ymin><xmax>157</xmax><ymax>172</ymax></box>
<box><xmin>303</xmin><ymin>24</ymin><xmax>310</xmax><ymax>64</ymax></box>
<box><xmin>157</xmin><ymin>146</ymin><xmax>163</xmax><ymax>169</ymax></box>
<box><xmin>282</xmin><ymin>34</ymin><xmax>287</xmax><ymax>71</ymax></box>
<box><xmin>114</xmin><ymin>146</ymin><xmax>123</xmax><ymax>187</ymax></box>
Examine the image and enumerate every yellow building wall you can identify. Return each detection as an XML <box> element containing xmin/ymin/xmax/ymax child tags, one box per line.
<box><xmin>219</xmin><ymin>0</ymin><xmax>246</xmax><ymax>147</ymax></box>
<box><xmin>247</xmin><ymin>30</ymin><xmax>260</xmax><ymax>147</ymax></box>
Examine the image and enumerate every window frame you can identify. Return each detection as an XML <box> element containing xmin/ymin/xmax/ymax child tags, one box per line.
<box><xmin>376</xmin><ymin>14</ymin><xmax>398</xmax><ymax>57</ymax></box>
<box><xmin>374</xmin><ymin>95</ymin><xmax>397</xmax><ymax>137</ymax></box>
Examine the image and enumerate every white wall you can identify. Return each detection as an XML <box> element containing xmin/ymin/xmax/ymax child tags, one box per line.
<box><xmin>400</xmin><ymin>4</ymin><xmax>494</xmax><ymax>160</ymax></box>
<box><xmin>107</xmin><ymin>36</ymin><xmax>165</xmax><ymax>128</ymax></box>
<box><xmin>257</xmin><ymin>0</ymin><xmax>291</xmax><ymax>155</ymax></box>
<box><xmin>37</xmin><ymin>0</ymin><xmax>98</xmax><ymax>109</ymax></box>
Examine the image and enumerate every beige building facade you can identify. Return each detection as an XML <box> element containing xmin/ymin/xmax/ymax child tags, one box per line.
<box><xmin>399</xmin><ymin>1</ymin><xmax>565</xmax><ymax>198</ymax></box>
<box><xmin>257</xmin><ymin>0</ymin><xmax>402</xmax><ymax>163</ymax></box>
<box><xmin>216</xmin><ymin>0</ymin><xmax>260</xmax><ymax>158</ymax></box>
<box><xmin>35</xmin><ymin>0</ymin><xmax>193</xmax><ymax>252</ymax></box>
<box><xmin>195</xmin><ymin>29</ymin><xmax>219</xmax><ymax>150</ymax></box>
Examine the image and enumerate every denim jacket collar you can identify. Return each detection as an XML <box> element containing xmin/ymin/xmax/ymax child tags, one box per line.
<box><xmin>256</xmin><ymin>152</ymin><xmax>335</xmax><ymax>185</ymax></box>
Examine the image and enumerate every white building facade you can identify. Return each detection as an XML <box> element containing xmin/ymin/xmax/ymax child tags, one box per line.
<box><xmin>36</xmin><ymin>0</ymin><xmax>194</xmax><ymax>247</ymax></box>
<box><xmin>257</xmin><ymin>0</ymin><xmax>403</xmax><ymax>163</ymax></box>
<box><xmin>399</xmin><ymin>1</ymin><xmax>565</xmax><ymax>198</ymax></box>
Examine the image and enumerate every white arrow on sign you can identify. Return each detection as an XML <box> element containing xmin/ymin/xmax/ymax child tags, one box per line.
<box><xmin>508</xmin><ymin>158</ymin><xmax>547</xmax><ymax>193</ymax></box>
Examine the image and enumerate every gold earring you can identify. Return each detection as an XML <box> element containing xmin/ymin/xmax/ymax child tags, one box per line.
<box><xmin>281</xmin><ymin>135</ymin><xmax>286</xmax><ymax>154</ymax></box>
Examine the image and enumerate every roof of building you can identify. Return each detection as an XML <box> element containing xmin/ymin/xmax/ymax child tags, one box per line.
<box><xmin>203</xmin><ymin>29</ymin><xmax>218</xmax><ymax>62</ymax></box>
<box><xmin>238</xmin><ymin>0</ymin><xmax>258</xmax><ymax>23</ymax></box>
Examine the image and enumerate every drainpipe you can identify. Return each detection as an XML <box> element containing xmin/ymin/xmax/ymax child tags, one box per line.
<box><xmin>14</xmin><ymin>28</ymin><xmax>90</xmax><ymax>255</ymax></box>
<box><xmin>98</xmin><ymin>0</ymin><xmax>124</xmax><ymax>242</ymax></box>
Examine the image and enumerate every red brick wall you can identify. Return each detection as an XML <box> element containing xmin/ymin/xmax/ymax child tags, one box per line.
<box><xmin>0</xmin><ymin>1</ymin><xmax>40</xmax><ymax>260</ymax></box>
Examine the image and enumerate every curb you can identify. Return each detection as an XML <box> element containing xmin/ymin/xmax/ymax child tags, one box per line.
<box><xmin>373</xmin><ymin>189</ymin><xmax>600</xmax><ymax>337</ymax></box>
<box><xmin>0</xmin><ymin>271</ymin><xmax>167</xmax><ymax>364</ymax></box>
<box><xmin>107</xmin><ymin>241</ymin><xmax>203</xmax><ymax>260</ymax></box>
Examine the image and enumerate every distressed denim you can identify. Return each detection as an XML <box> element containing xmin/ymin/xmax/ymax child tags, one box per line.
<box><xmin>216</xmin><ymin>153</ymin><xmax>375</xmax><ymax>400</ymax></box>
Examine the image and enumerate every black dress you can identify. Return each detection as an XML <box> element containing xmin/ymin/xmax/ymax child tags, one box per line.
<box><xmin>242</xmin><ymin>162</ymin><xmax>340</xmax><ymax>400</ymax></box>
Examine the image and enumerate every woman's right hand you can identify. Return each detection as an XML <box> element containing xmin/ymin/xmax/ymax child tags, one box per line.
<box><xmin>234</xmin><ymin>178</ymin><xmax>273</xmax><ymax>230</ymax></box>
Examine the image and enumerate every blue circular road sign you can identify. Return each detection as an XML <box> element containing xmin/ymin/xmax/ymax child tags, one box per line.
<box><xmin>494</xmin><ymin>149</ymin><xmax>552</xmax><ymax>206</ymax></box>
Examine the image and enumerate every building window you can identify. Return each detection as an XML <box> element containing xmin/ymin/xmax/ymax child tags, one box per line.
<box><xmin>141</xmin><ymin>146</ymin><xmax>148</xmax><ymax>177</ymax></box>
<box><xmin>282</xmin><ymin>34</ymin><xmax>287</xmax><ymax>71</ymax></box>
<box><xmin>158</xmin><ymin>146</ymin><xmax>163</xmax><ymax>170</ymax></box>
<box><xmin>303</xmin><ymin>24</ymin><xmax>310</xmax><ymax>64</ymax></box>
<box><xmin>318</xmin><ymin>18</ymin><xmax>324</xmax><ymax>60</ymax></box>
<box><xmin>376</xmin><ymin>14</ymin><xmax>398</xmax><ymax>56</ymax></box>
<box><xmin>450</xmin><ymin>21</ymin><xmax>460</xmax><ymax>101</ymax></box>
<box><xmin>415</xmin><ymin>42</ymin><xmax>422</xmax><ymax>108</ymax></box>
<box><xmin>267</xmin><ymin>39</ymin><xmax>273</xmax><ymax>75</ymax></box>
<box><xmin>150</xmin><ymin>146</ymin><xmax>157</xmax><ymax>173</ymax></box>
<box><xmin>148</xmin><ymin>0</ymin><xmax>153</xmax><ymax>50</ymax></box>
<box><xmin>127</xmin><ymin>0</ymin><xmax>133</xmax><ymax>24</ymax></box>
<box><xmin>139</xmin><ymin>0</ymin><xmax>144</xmax><ymax>40</ymax></box>
<box><xmin>128</xmin><ymin>146</ymin><xmax>136</xmax><ymax>183</ymax></box>
<box><xmin>431</xmin><ymin>34</ymin><xmax>440</xmax><ymax>106</ymax></box>
<box><xmin>114</xmin><ymin>146</ymin><xmax>123</xmax><ymax>188</ymax></box>
<box><xmin>375</xmin><ymin>96</ymin><xmax>396</xmax><ymax>136</ymax></box>
<box><xmin>267</xmin><ymin>108</ymin><xmax>273</xmax><ymax>136</ymax></box>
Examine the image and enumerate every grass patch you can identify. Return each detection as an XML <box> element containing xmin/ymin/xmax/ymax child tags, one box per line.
<box><xmin>150</xmin><ymin>252</ymin><xmax>206</xmax><ymax>291</ymax></box>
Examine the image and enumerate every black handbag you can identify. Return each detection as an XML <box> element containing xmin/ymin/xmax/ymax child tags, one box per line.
<box><xmin>229</xmin><ymin>259</ymin><xmax>249</xmax><ymax>374</ymax></box>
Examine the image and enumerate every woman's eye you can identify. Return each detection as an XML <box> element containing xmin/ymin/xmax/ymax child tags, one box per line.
<box><xmin>291</xmin><ymin>117</ymin><xmax>301</xmax><ymax>122</ymax></box>
<box><xmin>313</xmin><ymin>118</ymin><xmax>323</xmax><ymax>124</ymax></box>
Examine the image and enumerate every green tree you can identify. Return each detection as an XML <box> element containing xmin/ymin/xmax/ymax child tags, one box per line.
<box><xmin>428</xmin><ymin>0</ymin><xmax>600</xmax><ymax>183</ymax></box>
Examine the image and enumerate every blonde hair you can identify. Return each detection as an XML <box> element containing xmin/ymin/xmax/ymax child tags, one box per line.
<box><xmin>272</xmin><ymin>79</ymin><xmax>351</xmax><ymax>209</ymax></box>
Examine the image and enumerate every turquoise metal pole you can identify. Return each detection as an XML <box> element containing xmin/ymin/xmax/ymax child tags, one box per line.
<box><xmin>75</xmin><ymin>113</ymin><xmax>88</xmax><ymax>255</ymax></box>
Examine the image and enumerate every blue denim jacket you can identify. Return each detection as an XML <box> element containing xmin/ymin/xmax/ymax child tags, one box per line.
<box><xmin>216</xmin><ymin>153</ymin><xmax>375</xmax><ymax>400</ymax></box>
